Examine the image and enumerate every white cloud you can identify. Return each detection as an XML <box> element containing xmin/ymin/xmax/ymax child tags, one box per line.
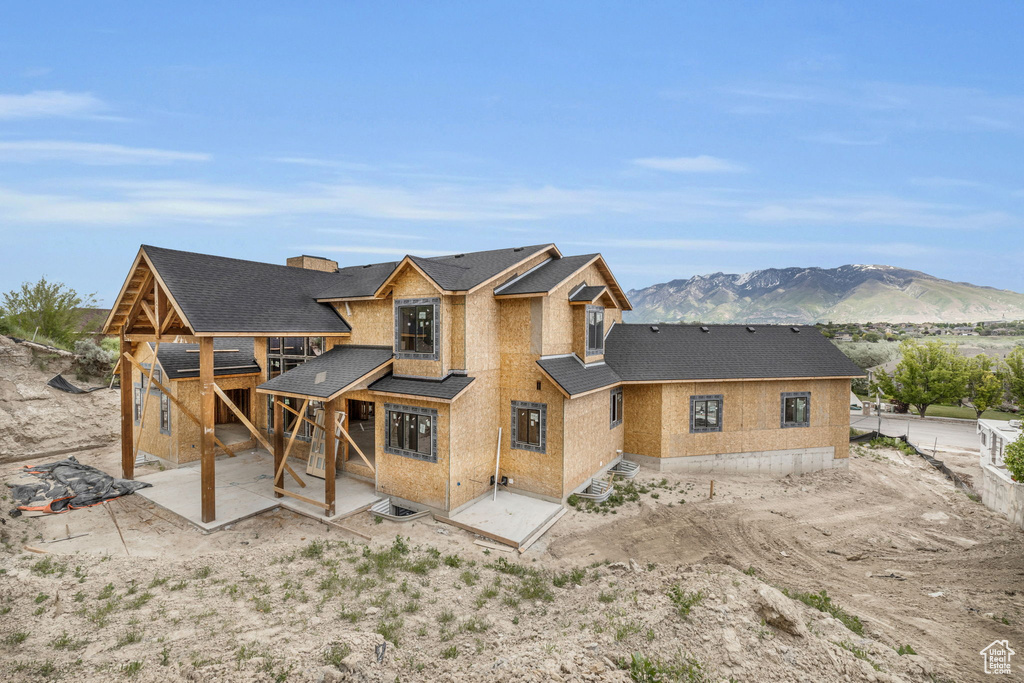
<box><xmin>271</xmin><ymin>157</ymin><xmax>375</xmax><ymax>171</ymax></box>
<box><xmin>802</xmin><ymin>132</ymin><xmax>885</xmax><ymax>146</ymax></box>
<box><xmin>566</xmin><ymin>237</ymin><xmax>949</xmax><ymax>258</ymax></box>
<box><xmin>632</xmin><ymin>155</ymin><xmax>747</xmax><ymax>173</ymax></box>
<box><xmin>0</xmin><ymin>141</ymin><xmax>210</xmax><ymax>165</ymax></box>
<box><xmin>0</xmin><ymin>90</ymin><xmax>106</xmax><ymax>119</ymax></box>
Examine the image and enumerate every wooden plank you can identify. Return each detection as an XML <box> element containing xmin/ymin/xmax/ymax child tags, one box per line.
<box><xmin>324</xmin><ymin>519</ymin><xmax>372</xmax><ymax>540</ymax></box>
<box><xmin>275</xmin><ymin>398</ymin><xmax>309</xmax><ymax>486</ymax></box>
<box><xmin>435</xmin><ymin>515</ymin><xmax>520</xmax><ymax>549</ymax></box>
<box><xmin>213</xmin><ymin>383</ymin><xmax>303</xmax><ymax>486</ymax></box>
<box><xmin>199</xmin><ymin>337</ymin><xmax>216</xmax><ymax>524</ymax></box>
<box><xmin>337</xmin><ymin>416</ymin><xmax>375</xmax><ymax>473</ymax></box>
<box><xmin>139</xmin><ymin>299</ymin><xmax>158</xmax><ymax>329</ymax></box>
<box><xmin>132</xmin><ymin>342</ymin><xmax>160</xmax><ymax>460</ymax></box>
<box><xmin>119</xmin><ymin>329</ymin><xmax>134</xmax><ymax>480</ymax></box>
<box><xmin>274</xmin><ymin>486</ymin><xmax>330</xmax><ymax>510</ymax></box>
<box><xmin>474</xmin><ymin>539</ymin><xmax>514</xmax><ymax>553</ymax></box>
<box><xmin>517</xmin><ymin>507</ymin><xmax>567</xmax><ymax>554</ymax></box>
<box><xmin>120</xmin><ymin>351</ymin><xmax>235</xmax><ymax>457</ymax></box>
<box><xmin>273</xmin><ymin>397</ymin><xmax>284</xmax><ymax>498</ymax></box>
<box><xmin>159</xmin><ymin>308</ymin><xmax>178</xmax><ymax>334</ymax></box>
<box><xmin>324</xmin><ymin>399</ymin><xmax>336</xmax><ymax>516</ymax></box>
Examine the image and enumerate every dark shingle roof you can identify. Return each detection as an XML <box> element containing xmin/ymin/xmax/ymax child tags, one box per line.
<box><xmin>569</xmin><ymin>285</ymin><xmax>606</xmax><ymax>303</ymax></box>
<box><xmin>143</xmin><ymin>245</ymin><xmax>351</xmax><ymax>335</ymax></box>
<box><xmin>256</xmin><ymin>345</ymin><xmax>393</xmax><ymax>399</ymax></box>
<box><xmin>314</xmin><ymin>261</ymin><xmax>400</xmax><ymax>300</ymax></box>
<box><xmin>537</xmin><ymin>356</ymin><xmax>621</xmax><ymax>397</ymax></box>
<box><xmin>410</xmin><ymin>244</ymin><xmax>553</xmax><ymax>291</ymax></box>
<box><xmin>604</xmin><ymin>324</ymin><xmax>864</xmax><ymax>382</ymax></box>
<box><xmin>368</xmin><ymin>373</ymin><xmax>475</xmax><ymax>401</ymax></box>
<box><xmin>151</xmin><ymin>338</ymin><xmax>261</xmax><ymax>380</ymax></box>
<box><xmin>494</xmin><ymin>254</ymin><xmax>597</xmax><ymax>295</ymax></box>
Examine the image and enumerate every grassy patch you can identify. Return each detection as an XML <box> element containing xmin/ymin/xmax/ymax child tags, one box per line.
<box><xmin>896</xmin><ymin>644</ymin><xmax>917</xmax><ymax>656</ymax></box>
<box><xmin>837</xmin><ymin>640</ymin><xmax>881</xmax><ymax>671</ymax></box>
<box><xmin>622</xmin><ymin>652</ymin><xmax>711</xmax><ymax>683</ymax></box>
<box><xmin>31</xmin><ymin>557</ymin><xmax>67</xmax><ymax>577</ymax></box>
<box><xmin>50</xmin><ymin>632</ymin><xmax>87</xmax><ymax>651</ymax></box>
<box><xmin>376</xmin><ymin>618</ymin><xmax>403</xmax><ymax>646</ymax></box>
<box><xmin>4</xmin><ymin>632</ymin><xmax>29</xmax><ymax>645</ymax></box>
<box><xmin>441</xmin><ymin>645</ymin><xmax>458</xmax><ymax>659</ymax></box>
<box><xmin>552</xmin><ymin>568</ymin><xmax>586</xmax><ymax>588</ymax></box>
<box><xmin>782</xmin><ymin>588</ymin><xmax>863</xmax><ymax>636</ymax></box>
<box><xmin>323</xmin><ymin>642</ymin><xmax>351</xmax><ymax>667</ymax></box>
<box><xmin>666</xmin><ymin>586</ymin><xmax>705</xmax><ymax>620</ymax></box>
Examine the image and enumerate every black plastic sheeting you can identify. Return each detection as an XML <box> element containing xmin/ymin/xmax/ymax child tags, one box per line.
<box><xmin>47</xmin><ymin>374</ymin><xmax>104</xmax><ymax>394</ymax></box>
<box><xmin>7</xmin><ymin>456</ymin><xmax>151</xmax><ymax>515</ymax></box>
<box><xmin>850</xmin><ymin>430</ymin><xmax>972</xmax><ymax>493</ymax></box>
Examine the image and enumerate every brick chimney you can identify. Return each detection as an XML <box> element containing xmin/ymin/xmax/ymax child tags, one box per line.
<box><xmin>286</xmin><ymin>255</ymin><xmax>338</xmax><ymax>272</ymax></box>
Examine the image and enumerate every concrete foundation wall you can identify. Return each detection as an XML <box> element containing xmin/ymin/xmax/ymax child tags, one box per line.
<box><xmin>979</xmin><ymin>458</ymin><xmax>1024</xmax><ymax>530</ymax></box>
<box><xmin>625</xmin><ymin>446</ymin><xmax>845</xmax><ymax>476</ymax></box>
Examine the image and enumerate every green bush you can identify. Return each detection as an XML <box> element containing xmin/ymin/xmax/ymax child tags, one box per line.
<box><xmin>1004</xmin><ymin>433</ymin><xmax>1024</xmax><ymax>482</ymax></box>
<box><xmin>0</xmin><ymin>277</ymin><xmax>97</xmax><ymax>348</ymax></box>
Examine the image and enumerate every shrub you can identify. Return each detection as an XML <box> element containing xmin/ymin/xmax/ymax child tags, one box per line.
<box><xmin>1004</xmin><ymin>433</ymin><xmax>1024</xmax><ymax>482</ymax></box>
<box><xmin>73</xmin><ymin>338</ymin><xmax>117</xmax><ymax>379</ymax></box>
<box><xmin>782</xmin><ymin>588</ymin><xmax>863</xmax><ymax>635</ymax></box>
<box><xmin>666</xmin><ymin>586</ymin><xmax>705</xmax><ymax>620</ymax></box>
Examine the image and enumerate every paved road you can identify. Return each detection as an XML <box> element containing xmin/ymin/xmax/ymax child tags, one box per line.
<box><xmin>849</xmin><ymin>410</ymin><xmax>980</xmax><ymax>452</ymax></box>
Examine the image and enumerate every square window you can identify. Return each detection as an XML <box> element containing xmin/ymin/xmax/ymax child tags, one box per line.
<box><xmin>394</xmin><ymin>299</ymin><xmax>440</xmax><ymax>359</ymax></box>
<box><xmin>610</xmin><ymin>387</ymin><xmax>623</xmax><ymax>428</ymax></box>
<box><xmin>511</xmin><ymin>400</ymin><xmax>547</xmax><ymax>452</ymax></box>
<box><xmin>690</xmin><ymin>395</ymin><xmax>723</xmax><ymax>433</ymax></box>
<box><xmin>781</xmin><ymin>392</ymin><xmax>811</xmax><ymax>428</ymax></box>
<box><xmin>383</xmin><ymin>403</ymin><xmax>438</xmax><ymax>462</ymax></box>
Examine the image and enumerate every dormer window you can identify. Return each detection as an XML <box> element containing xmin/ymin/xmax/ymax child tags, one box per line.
<box><xmin>586</xmin><ymin>305</ymin><xmax>605</xmax><ymax>356</ymax></box>
<box><xmin>395</xmin><ymin>298</ymin><xmax>441</xmax><ymax>361</ymax></box>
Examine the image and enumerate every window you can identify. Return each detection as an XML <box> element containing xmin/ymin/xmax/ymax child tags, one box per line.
<box><xmin>781</xmin><ymin>392</ymin><xmax>811</xmax><ymax>428</ymax></box>
<box><xmin>511</xmin><ymin>400</ymin><xmax>547</xmax><ymax>452</ymax></box>
<box><xmin>586</xmin><ymin>306</ymin><xmax>605</xmax><ymax>356</ymax></box>
<box><xmin>149</xmin><ymin>366</ymin><xmax>162</xmax><ymax>394</ymax></box>
<box><xmin>690</xmin><ymin>394</ymin><xmax>723</xmax><ymax>433</ymax></box>
<box><xmin>159</xmin><ymin>394</ymin><xmax>171</xmax><ymax>435</ymax></box>
<box><xmin>133</xmin><ymin>386</ymin><xmax>142</xmax><ymax>424</ymax></box>
<box><xmin>610</xmin><ymin>387</ymin><xmax>623</xmax><ymax>428</ymax></box>
<box><xmin>266</xmin><ymin>337</ymin><xmax>326</xmax><ymax>440</ymax></box>
<box><xmin>140</xmin><ymin>364</ymin><xmax>149</xmax><ymax>392</ymax></box>
<box><xmin>394</xmin><ymin>298</ymin><xmax>440</xmax><ymax>360</ymax></box>
<box><xmin>384</xmin><ymin>403</ymin><xmax>438</xmax><ymax>462</ymax></box>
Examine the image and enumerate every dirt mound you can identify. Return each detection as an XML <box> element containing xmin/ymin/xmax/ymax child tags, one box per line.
<box><xmin>0</xmin><ymin>336</ymin><xmax>118</xmax><ymax>462</ymax></box>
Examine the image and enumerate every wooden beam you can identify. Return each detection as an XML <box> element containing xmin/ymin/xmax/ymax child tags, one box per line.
<box><xmin>124</xmin><ymin>270</ymin><xmax>155</xmax><ymax>331</ymax></box>
<box><xmin>199</xmin><ymin>337</ymin><xmax>216</xmax><ymax>524</ymax></box>
<box><xmin>275</xmin><ymin>398</ymin><xmax>309</xmax><ymax>484</ymax></box>
<box><xmin>273</xmin><ymin>397</ymin><xmax>284</xmax><ymax>498</ymax></box>
<box><xmin>159</xmin><ymin>308</ymin><xmax>178</xmax><ymax>334</ymax></box>
<box><xmin>120</xmin><ymin>351</ymin><xmax>236</xmax><ymax>457</ymax></box>
<box><xmin>337</xmin><ymin>413</ymin><xmax>374</xmax><ymax>473</ymax></box>
<box><xmin>274</xmin><ymin>486</ymin><xmax>330</xmax><ymax>510</ymax></box>
<box><xmin>119</xmin><ymin>328</ymin><xmax>135</xmax><ymax>480</ymax></box>
<box><xmin>132</xmin><ymin>341</ymin><xmax>160</xmax><ymax>460</ymax></box>
<box><xmin>324</xmin><ymin>398</ymin><xmax>336</xmax><ymax>516</ymax></box>
<box><xmin>139</xmin><ymin>300</ymin><xmax>158</xmax><ymax>329</ymax></box>
<box><xmin>153</xmin><ymin>280</ymin><xmax>162</xmax><ymax>337</ymax></box>
<box><xmin>212</xmin><ymin>383</ymin><xmax>304</xmax><ymax>487</ymax></box>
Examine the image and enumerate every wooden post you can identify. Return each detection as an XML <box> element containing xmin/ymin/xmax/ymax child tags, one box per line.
<box><xmin>199</xmin><ymin>337</ymin><xmax>216</xmax><ymax>523</ymax></box>
<box><xmin>342</xmin><ymin>404</ymin><xmax>350</xmax><ymax>463</ymax></box>
<box><xmin>324</xmin><ymin>399</ymin><xmax>336</xmax><ymax>516</ymax></box>
<box><xmin>273</xmin><ymin>397</ymin><xmax>284</xmax><ymax>498</ymax></box>
<box><xmin>119</xmin><ymin>328</ymin><xmax>135</xmax><ymax>480</ymax></box>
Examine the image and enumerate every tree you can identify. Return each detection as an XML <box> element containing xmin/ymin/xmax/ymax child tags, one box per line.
<box><xmin>873</xmin><ymin>339</ymin><xmax>968</xmax><ymax>418</ymax></box>
<box><xmin>965</xmin><ymin>354</ymin><xmax>1005</xmax><ymax>419</ymax></box>
<box><xmin>1005</xmin><ymin>433</ymin><xmax>1024</xmax><ymax>482</ymax></box>
<box><xmin>0</xmin><ymin>277</ymin><xmax>96</xmax><ymax>347</ymax></box>
<box><xmin>863</xmin><ymin>332</ymin><xmax>881</xmax><ymax>343</ymax></box>
<box><xmin>1005</xmin><ymin>346</ymin><xmax>1024</xmax><ymax>409</ymax></box>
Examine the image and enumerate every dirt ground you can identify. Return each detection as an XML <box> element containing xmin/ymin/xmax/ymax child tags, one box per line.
<box><xmin>1</xmin><ymin>342</ymin><xmax>1022</xmax><ymax>682</ymax></box>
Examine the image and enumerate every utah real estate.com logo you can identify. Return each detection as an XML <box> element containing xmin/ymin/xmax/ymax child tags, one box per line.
<box><xmin>980</xmin><ymin>640</ymin><xmax>1014</xmax><ymax>675</ymax></box>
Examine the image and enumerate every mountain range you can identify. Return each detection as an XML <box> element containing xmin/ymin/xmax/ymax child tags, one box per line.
<box><xmin>624</xmin><ymin>265</ymin><xmax>1024</xmax><ymax>324</ymax></box>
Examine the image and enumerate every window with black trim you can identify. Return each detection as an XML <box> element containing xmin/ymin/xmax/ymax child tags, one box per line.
<box><xmin>781</xmin><ymin>392</ymin><xmax>810</xmax><ymax>428</ymax></box>
<box><xmin>511</xmin><ymin>400</ymin><xmax>546</xmax><ymax>452</ymax></box>
<box><xmin>610</xmin><ymin>387</ymin><xmax>623</xmax><ymax>428</ymax></box>
<box><xmin>133</xmin><ymin>386</ymin><xmax>142</xmax><ymax>424</ymax></box>
<box><xmin>266</xmin><ymin>337</ymin><xmax>325</xmax><ymax>440</ymax></box>
<box><xmin>384</xmin><ymin>403</ymin><xmax>438</xmax><ymax>462</ymax></box>
<box><xmin>159</xmin><ymin>394</ymin><xmax>171</xmax><ymax>435</ymax></box>
<box><xmin>395</xmin><ymin>298</ymin><xmax>440</xmax><ymax>360</ymax></box>
<box><xmin>690</xmin><ymin>394</ymin><xmax>723</xmax><ymax>433</ymax></box>
<box><xmin>149</xmin><ymin>366</ymin><xmax>162</xmax><ymax>394</ymax></box>
<box><xmin>586</xmin><ymin>306</ymin><xmax>605</xmax><ymax>355</ymax></box>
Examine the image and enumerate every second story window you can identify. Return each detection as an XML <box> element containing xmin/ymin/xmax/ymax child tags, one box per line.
<box><xmin>395</xmin><ymin>298</ymin><xmax>440</xmax><ymax>361</ymax></box>
<box><xmin>586</xmin><ymin>306</ymin><xmax>605</xmax><ymax>356</ymax></box>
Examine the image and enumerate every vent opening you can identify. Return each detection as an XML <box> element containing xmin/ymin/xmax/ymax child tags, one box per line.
<box><xmin>651</xmin><ymin>325</ymin><xmax>660</xmax><ymax>333</ymax></box>
<box><xmin>791</xmin><ymin>327</ymin><xmax>800</xmax><ymax>333</ymax></box>
<box><xmin>700</xmin><ymin>326</ymin><xmax>709</xmax><ymax>333</ymax></box>
<box><xmin>746</xmin><ymin>326</ymin><xmax>756</xmax><ymax>333</ymax></box>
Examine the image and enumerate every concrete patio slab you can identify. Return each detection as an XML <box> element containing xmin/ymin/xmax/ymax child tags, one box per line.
<box><xmin>441</xmin><ymin>490</ymin><xmax>564</xmax><ymax>548</ymax></box>
<box><xmin>135</xmin><ymin>448</ymin><xmax>380</xmax><ymax>531</ymax></box>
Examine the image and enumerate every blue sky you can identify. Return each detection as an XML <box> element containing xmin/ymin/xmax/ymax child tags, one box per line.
<box><xmin>2</xmin><ymin>2</ymin><xmax>1023</xmax><ymax>306</ymax></box>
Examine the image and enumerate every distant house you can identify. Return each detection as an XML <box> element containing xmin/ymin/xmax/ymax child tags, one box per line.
<box><xmin>834</xmin><ymin>333</ymin><xmax>854</xmax><ymax>342</ymax></box>
<box><xmin>104</xmin><ymin>244</ymin><xmax>863</xmax><ymax>526</ymax></box>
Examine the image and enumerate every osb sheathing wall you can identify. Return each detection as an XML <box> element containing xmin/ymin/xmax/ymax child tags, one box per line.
<box><xmin>174</xmin><ymin>374</ymin><xmax>261</xmax><ymax>464</ymax></box>
<box><xmin>625</xmin><ymin>378</ymin><xmax>851</xmax><ymax>461</ymax></box>
<box><xmin>543</xmin><ymin>260</ymin><xmax>622</xmax><ymax>360</ymax></box>
<box><xmin>332</xmin><ymin>301</ymin><xmax>392</xmax><ymax>347</ymax></box>
<box><xmin>387</xmin><ymin>267</ymin><xmax>448</xmax><ymax>378</ymax></box>
<box><xmin>562</xmin><ymin>388</ymin><xmax>624</xmax><ymax>496</ymax></box>
<box><xmin>133</xmin><ymin>344</ymin><xmax>172</xmax><ymax>461</ymax></box>
<box><xmin>496</xmin><ymin>297</ymin><xmax>565</xmax><ymax>500</ymax></box>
